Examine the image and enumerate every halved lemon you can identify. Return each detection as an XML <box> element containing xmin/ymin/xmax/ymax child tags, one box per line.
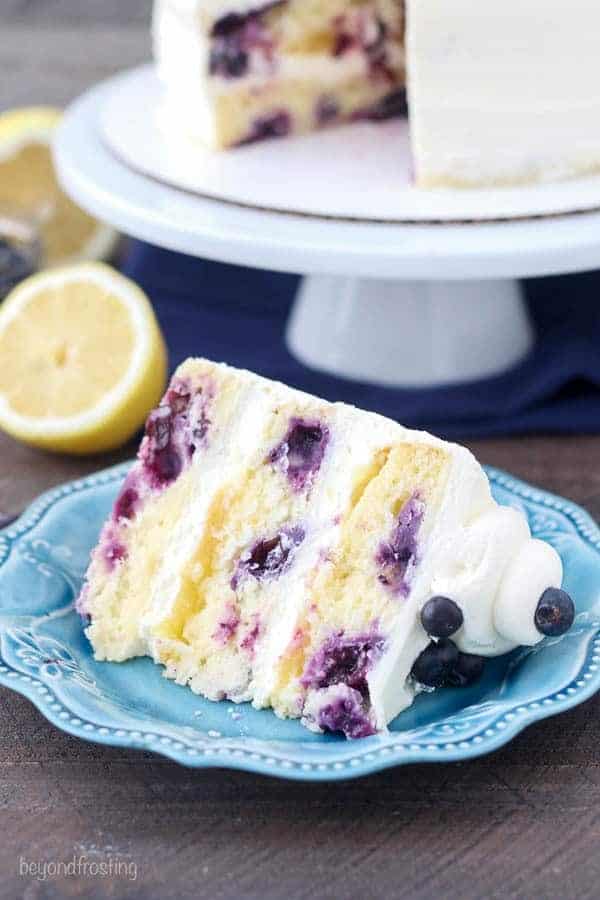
<box><xmin>0</xmin><ymin>263</ymin><xmax>168</xmax><ymax>454</ymax></box>
<box><xmin>0</xmin><ymin>106</ymin><xmax>117</xmax><ymax>266</ymax></box>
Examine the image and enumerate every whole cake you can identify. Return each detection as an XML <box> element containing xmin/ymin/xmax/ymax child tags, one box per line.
<box><xmin>153</xmin><ymin>0</ymin><xmax>600</xmax><ymax>187</ymax></box>
<box><xmin>78</xmin><ymin>359</ymin><xmax>575</xmax><ymax>738</ymax></box>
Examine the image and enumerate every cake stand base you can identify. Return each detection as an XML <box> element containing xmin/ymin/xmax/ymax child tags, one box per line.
<box><xmin>286</xmin><ymin>276</ymin><xmax>534</xmax><ymax>388</ymax></box>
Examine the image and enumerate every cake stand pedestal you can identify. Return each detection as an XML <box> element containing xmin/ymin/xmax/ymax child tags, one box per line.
<box><xmin>54</xmin><ymin>69</ymin><xmax>600</xmax><ymax>389</ymax></box>
<box><xmin>289</xmin><ymin>277</ymin><xmax>532</xmax><ymax>387</ymax></box>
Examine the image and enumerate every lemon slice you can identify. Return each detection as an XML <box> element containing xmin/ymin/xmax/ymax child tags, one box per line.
<box><xmin>0</xmin><ymin>107</ymin><xmax>117</xmax><ymax>267</ymax></box>
<box><xmin>0</xmin><ymin>263</ymin><xmax>168</xmax><ymax>454</ymax></box>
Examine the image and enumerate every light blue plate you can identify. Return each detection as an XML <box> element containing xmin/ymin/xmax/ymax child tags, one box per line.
<box><xmin>1</xmin><ymin>463</ymin><xmax>599</xmax><ymax>781</ymax></box>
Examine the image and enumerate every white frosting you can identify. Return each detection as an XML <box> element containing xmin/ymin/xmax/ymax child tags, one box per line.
<box><xmin>494</xmin><ymin>539</ymin><xmax>563</xmax><ymax>647</ymax></box>
<box><xmin>406</xmin><ymin>0</ymin><xmax>600</xmax><ymax>185</ymax></box>
<box><xmin>431</xmin><ymin>506</ymin><xmax>531</xmax><ymax>657</ymax></box>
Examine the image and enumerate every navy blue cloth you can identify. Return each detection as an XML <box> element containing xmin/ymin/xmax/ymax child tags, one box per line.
<box><xmin>122</xmin><ymin>240</ymin><xmax>600</xmax><ymax>439</ymax></box>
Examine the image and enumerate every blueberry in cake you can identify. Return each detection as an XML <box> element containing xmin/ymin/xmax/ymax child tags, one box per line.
<box><xmin>78</xmin><ymin>358</ymin><xmax>575</xmax><ymax>739</ymax></box>
<box><xmin>153</xmin><ymin>0</ymin><xmax>600</xmax><ymax>187</ymax></box>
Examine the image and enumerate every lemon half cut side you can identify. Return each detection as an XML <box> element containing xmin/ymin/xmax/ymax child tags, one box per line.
<box><xmin>0</xmin><ymin>262</ymin><xmax>168</xmax><ymax>454</ymax></box>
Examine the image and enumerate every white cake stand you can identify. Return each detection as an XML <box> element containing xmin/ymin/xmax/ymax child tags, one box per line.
<box><xmin>55</xmin><ymin>67</ymin><xmax>600</xmax><ymax>388</ymax></box>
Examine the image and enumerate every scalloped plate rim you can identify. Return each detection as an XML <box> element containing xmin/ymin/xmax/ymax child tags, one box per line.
<box><xmin>0</xmin><ymin>461</ymin><xmax>598</xmax><ymax>782</ymax></box>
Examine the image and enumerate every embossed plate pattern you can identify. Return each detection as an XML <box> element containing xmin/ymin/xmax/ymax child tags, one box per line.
<box><xmin>0</xmin><ymin>463</ymin><xmax>598</xmax><ymax>781</ymax></box>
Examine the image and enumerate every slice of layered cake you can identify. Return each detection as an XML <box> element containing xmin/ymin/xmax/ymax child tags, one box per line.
<box><xmin>79</xmin><ymin>358</ymin><xmax>574</xmax><ymax>738</ymax></box>
<box><xmin>153</xmin><ymin>0</ymin><xmax>405</xmax><ymax>147</ymax></box>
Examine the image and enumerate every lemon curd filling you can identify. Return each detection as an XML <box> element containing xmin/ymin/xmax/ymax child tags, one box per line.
<box><xmin>79</xmin><ymin>358</ymin><xmax>567</xmax><ymax>739</ymax></box>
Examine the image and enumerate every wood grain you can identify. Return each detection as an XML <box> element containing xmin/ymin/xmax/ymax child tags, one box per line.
<box><xmin>1</xmin><ymin>5</ymin><xmax>600</xmax><ymax>899</ymax></box>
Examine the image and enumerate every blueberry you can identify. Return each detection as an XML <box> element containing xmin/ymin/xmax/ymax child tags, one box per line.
<box><xmin>104</xmin><ymin>539</ymin><xmax>127</xmax><ymax>569</ymax></box>
<box><xmin>211</xmin><ymin>12</ymin><xmax>246</xmax><ymax>36</ymax></box>
<box><xmin>376</xmin><ymin>494</ymin><xmax>423</xmax><ymax>597</ymax></box>
<box><xmin>248</xmin><ymin>536</ymin><xmax>286</xmax><ymax>576</ymax></box>
<box><xmin>113</xmin><ymin>486</ymin><xmax>139</xmax><ymax>522</ymax></box>
<box><xmin>191</xmin><ymin>411</ymin><xmax>211</xmax><ymax>446</ymax></box>
<box><xmin>317</xmin><ymin>688</ymin><xmax>376</xmax><ymax>740</ymax></box>
<box><xmin>244</xmin><ymin>530</ymin><xmax>301</xmax><ymax>579</ymax></box>
<box><xmin>242</xmin><ymin>111</ymin><xmax>292</xmax><ymax>144</ymax></box>
<box><xmin>315</xmin><ymin>95</ymin><xmax>339</xmax><ymax>126</ymax></box>
<box><xmin>141</xmin><ymin>383</ymin><xmax>210</xmax><ymax>489</ymax></box>
<box><xmin>286</xmin><ymin>422</ymin><xmax>326</xmax><ymax>470</ymax></box>
<box><xmin>301</xmin><ymin>631</ymin><xmax>386</xmax><ymax>695</ymax></box>
<box><xmin>534</xmin><ymin>587</ymin><xmax>575</xmax><ymax>637</ymax></box>
<box><xmin>411</xmin><ymin>639</ymin><xmax>459</xmax><ymax>689</ymax></box>
<box><xmin>421</xmin><ymin>596</ymin><xmax>463</xmax><ymax>639</ymax></box>
<box><xmin>143</xmin><ymin>406</ymin><xmax>182</xmax><ymax>486</ymax></box>
<box><xmin>261</xmin><ymin>111</ymin><xmax>291</xmax><ymax>139</ymax></box>
<box><xmin>333</xmin><ymin>32</ymin><xmax>354</xmax><ymax>57</ymax></box>
<box><xmin>367</xmin><ymin>90</ymin><xmax>408</xmax><ymax>121</ymax></box>
<box><xmin>209</xmin><ymin>10</ymin><xmax>251</xmax><ymax>79</ymax></box>
<box><xmin>152</xmin><ymin>447</ymin><xmax>182</xmax><ymax>484</ymax></box>
<box><xmin>447</xmin><ymin>653</ymin><xmax>485</xmax><ymax>688</ymax></box>
<box><xmin>146</xmin><ymin>406</ymin><xmax>171</xmax><ymax>451</ymax></box>
<box><xmin>209</xmin><ymin>39</ymin><xmax>249</xmax><ymax>78</ymax></box>
<box><xmin>166</xmin><ymin>386</ymin><xmax>192</xmax><ymax>416</ymax></box>
<box><xmin>231</xmin><ymin>526</ymin><xmax>305</xmax><ymax>589</ymax></box>
<box><xmin>268</xmin><ymin>418</ymin><xmax>329</xmax><ymax>490</ymax></box>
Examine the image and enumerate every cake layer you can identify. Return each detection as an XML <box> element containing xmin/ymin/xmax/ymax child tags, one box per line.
<box><xmin>153</xmin><ymin>0</ymin><xmax>405</xmax><ymax>146</ymax></box>
<box><xmin>80</xmin><ymin>359</ymin><xmax>566</xmax><ymax>738</ymax></box>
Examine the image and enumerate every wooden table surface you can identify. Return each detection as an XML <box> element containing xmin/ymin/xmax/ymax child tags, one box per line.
<box><xmin>2</xmin><ymin>5</ymin><xmax>600</xmax><ymax>899</ymax></box>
